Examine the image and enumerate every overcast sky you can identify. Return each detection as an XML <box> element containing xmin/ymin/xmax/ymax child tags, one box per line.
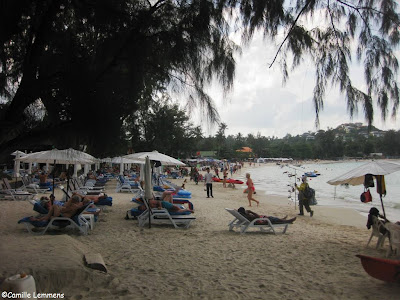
<box><xmin>192</xmin><ymin>29</ymin><xmax>400</xmax><ymax>139</ymax></box>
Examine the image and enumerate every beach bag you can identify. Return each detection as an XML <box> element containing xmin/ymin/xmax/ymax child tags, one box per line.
<box><xmin>364</xmin><ymin>174</ymin><xmax>374</xmax><ymax>188</ymax></box>
<box><xmin>360</xmin><ymin>188</ymin><xmax>372</xmax><ymax>203</ymax></box>
<box><xmin>303</xmin><ymin>184</ymin><xmax>313</xmax><ymax>199</ymax></box>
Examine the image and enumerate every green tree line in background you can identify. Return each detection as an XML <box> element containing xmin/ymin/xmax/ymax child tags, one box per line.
<box><xmin>124</xmin><ymin>100</ymin><xmax>400</xmax><ymax>160</ymax></box>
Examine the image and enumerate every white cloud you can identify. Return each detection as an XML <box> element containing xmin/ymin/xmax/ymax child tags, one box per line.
<box><xmin>191</xmin><ymin>29</ymin><xmax>400</xmax><ymax>138</ymax></box>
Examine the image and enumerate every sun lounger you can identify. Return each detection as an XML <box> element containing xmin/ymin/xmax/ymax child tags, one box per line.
<box><xmin>18</xmin><ymin>202</ymin><xmax>93</xmax><ymax>235</ymax></box>
<box><xmin>225</xmin><ymin>208</ymin><xmax>289</xmax><ymax>234</ymax></box>
<box><xmin>1</xmin><ymin>179</ymin><xmax>36</xmax><ymax>201</ymax></box>
<box><xmin>115</xmin><ymin>175</ymin><xmax>141</xmax><ymax>193</ymax></box>
<box><xmin>20</xmin><ymin>175</ymin><xmax>50</xmax><ymax>193</ymax></box>
<box><xmin>137</xmin><ymin>198</ymin><xmax>196</xmax><ymax>229</ymax></box>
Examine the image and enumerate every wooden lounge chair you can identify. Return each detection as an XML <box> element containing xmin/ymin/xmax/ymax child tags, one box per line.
<box><xmin>225</xmin><ymin>208</ymin><xmax>289</xmax><ymax>234</ymax></box>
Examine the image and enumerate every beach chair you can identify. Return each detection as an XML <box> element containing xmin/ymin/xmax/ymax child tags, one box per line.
<box><xmin>18</xmin><ymin>202</ymin><xmax>93</xmax><ymax>235</ymax></box>
<box><xmin>20</xmin><ymin>175</ymin><xmax>50</xmax><ymax>194</ymax></box>
<box><xmin>115</xmin><ymin>176</ymin><xmax>140</xmax><ymax>193</ymax></box>
<box><xmin>225</xmin><ymin>208</ymin><xmax>289</xmax><ymax>234</ymax></box>
<box><xmin>137</xmin><ymin>199</ymin><xmax>196</xmax><ymax>229</ymax></box>
<box><xmin>1</xmin><ymin>178</ymin><xmax>36</xmax><ymax>201</ymax></box>
<box><xmin>73</xmin><ymin>177</ymin><xmax>104</xmax><ymax>193</ymax></box>
<box><xmin>366</xmin><ymin>216</ymin><xmax>388</xmax><ymax>249</ymax></box>
<box><xmin>59</xmin><ymin>185</ymin><xmax>111</xmax><ymax>212</ymax></box>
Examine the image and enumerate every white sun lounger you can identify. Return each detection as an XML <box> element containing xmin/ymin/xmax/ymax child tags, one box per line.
<box><xmin>137</xmin><ymin>199</ymin><xmax>196</xmax><ymax>229</ymax></box>
<box><xmin>225</xmin><ymin>208</ymin><xmax>289</xmax><ymax>234</ymax></box>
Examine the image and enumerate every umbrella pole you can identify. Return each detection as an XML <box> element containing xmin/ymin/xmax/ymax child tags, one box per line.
<box><xmin>380</xmin><ymin>194</ymin><xmax>386</xmax><ymax>219</ymax></box>
<box><xmin>52</xmin><ymin>160</ymin><xmax>56</xmax><ymax>196</ymax></box>
<box><xmin>294</xmin><ymin>169</ymin><xmax>297</xmax><ymax>210</ymax></box>
<box><xmin>148</xmin><ymin>198</ymin><xmax>151</xmax><ymax>229</ymax></box>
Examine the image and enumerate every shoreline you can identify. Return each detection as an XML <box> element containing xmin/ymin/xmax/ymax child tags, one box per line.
<box><xmin>233</xmin><ymin>161</ymin><xmax>400</xmax><ymax>223</ymax></box>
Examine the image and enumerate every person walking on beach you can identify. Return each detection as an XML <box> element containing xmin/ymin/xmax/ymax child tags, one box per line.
<box><xmin>204</xmin><ymin>167</ymin><xmax>214</xmax><ymax>198</ymax></box>
<box><xmin>295</xmin><ymin>175</ymin><xmax>314</xmax><ymax>217</ymax></box>
<box><xmin>245</xmin><ymin>173</ymin><xmax>259</xmax><ymax>207</ymax></box>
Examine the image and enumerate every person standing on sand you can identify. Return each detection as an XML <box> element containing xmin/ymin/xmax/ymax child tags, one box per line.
<box><xmin>204</xmin><ymin>167</ymin><xmax>214</xmax><ymax>198</ymax></box>
<box><xmin>245</xmin><ymin>173</ymin><xmax>259</xmax><ymax>207</ymax></box>
<box><xmin>215</xmin><ymin>167</ymin><xmax>220</xmax><ymax>179</ymax></box>
<box><xmin>223</xmin><ymin>168</ymin><xmax>228</xmax><ymax>188</ymax></box>
<box><xmin>295</xmin><ymin>175</ymin><xmax>314</xmax><ymax>217</ymax></box>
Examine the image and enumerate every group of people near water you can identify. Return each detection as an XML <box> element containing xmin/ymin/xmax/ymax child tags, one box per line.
<box><xmin>196</xmin><ymin>164</ymin><xmax>314</xmax><ymax>221</ymax></box>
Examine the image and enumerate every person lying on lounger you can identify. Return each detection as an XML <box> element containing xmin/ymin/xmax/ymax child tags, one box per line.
<box><xmin>237</xmin><ymin>207</ymin><xmax>296</xmax><ymax>224</ymax></box>
<box><xmin>148</xmin><ymin>199</ymin><xmax>194</xmax><ymax>214</ymax></box>
<box><xmin>72</xmin><ymin>192</ymin><xmax>108</xmax><ymax>204</ymax></box>
<box><xmin>160</xmin><ymin>188</ymin><xmax>181</xmax><ymax>203</ymax></box>
<box><xmin>30</xmin><ymin>195</ymin><xmax>83</xmax><ymax>221</ymax></box>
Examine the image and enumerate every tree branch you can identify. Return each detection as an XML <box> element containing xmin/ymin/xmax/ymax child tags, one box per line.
<box><xmin>336</xmin><ymin>0</ymin><xmax>400</xmax><ymax>27</ymax></box>
<box><xmin>269</xmin><ymin>0</ymin><xmax>313</xmax><ymax>68</ymax></box>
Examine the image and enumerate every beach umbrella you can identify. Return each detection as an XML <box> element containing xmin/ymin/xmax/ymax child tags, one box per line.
<box><xmin>111</xmin><ymin>156</ymin><xmax>144</xmax><ymax>176</ymax></box>
<box><xmin>19</xmin><ymin>148</ymin><xmax>96</xmax><ymax>193</ymax></box>
<box><xmin>327</xmin><ymin>160</ymin><xmax>400</xmax><ymax>218</ymax></box>
<box><xmin>11</xmin><ymin>150</ymin><xmax>27</xmax><ymax>188</ymax></box>
<box><xmin>11</xmin><ymin>150</ymin><xmax>27</xmax><ymax>157</ymax></box>
<box><xmin>19</xmin><ymin>148</ymin><xmax>96</xmax><ymax>164</ymax></box>
<box><xmin>11</xmin><ymin>151</ymin><xmax>26</xmax><ymax>178</ymax></box>
<box><xmin>123</xmin><ymin>151</ymin><xmax>185</xmax><ymax>166</ymax></box>
<box><xmin>144</xmin><ymin>156</ymin><xmax>153</xmax><ymax>228</ymax></box>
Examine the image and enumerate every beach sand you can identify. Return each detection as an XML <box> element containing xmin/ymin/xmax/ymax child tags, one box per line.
<box><xmin>1</xmin><ymin>170</ymin><xmax>400</xmax><ymax>299</ymax></box>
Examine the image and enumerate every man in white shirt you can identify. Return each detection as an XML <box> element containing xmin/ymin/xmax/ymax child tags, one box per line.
<box><xmin>204</xmin><ymin>167</ymin><xmax>214</xmax><ymax>198</ymax></box>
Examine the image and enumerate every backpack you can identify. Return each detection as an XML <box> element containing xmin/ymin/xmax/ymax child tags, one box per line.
<box><xmin>303</xmin><ymin>184</ymin><xmax>313</xmax><ymax>199</ymax></box>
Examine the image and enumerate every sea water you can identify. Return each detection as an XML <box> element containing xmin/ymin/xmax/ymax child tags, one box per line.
<box><xmin>236</xmin><ymin>160</ymin><xmax>400</xmax><ymax>222</ymax></box>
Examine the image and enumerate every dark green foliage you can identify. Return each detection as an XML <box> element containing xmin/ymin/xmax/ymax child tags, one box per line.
<box><xmin>0</xmin><ymin>0</ymin><xmax>399</xmax><ymax>160</ymax></box>
<box><xmin>0</xmin><ymin>0</ymin><xmax>236</xmax><ymax>157</ymax></box>
<box><xmin>197</xmin><ymin>125</ymin><xmax>400</xmax><ymax>160</ymax></box>
<box><xmin>124</xmin><ymin>92</ymin><xmax>201</xmax><ymax>158</ymax></box>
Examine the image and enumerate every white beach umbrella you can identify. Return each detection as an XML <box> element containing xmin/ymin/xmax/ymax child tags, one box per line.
<box><xmin>144</xmin><ymin>156</ymin><xmax>153</xmax><ymax>228</ymax></box>
<box><xmin>111</xmin><ymin>156</ymin><xmax>143</xmax><ymax>164</ymax></box>
<box><xmin>19</xmin><ymin>148</ymin><xmax>96</xmax><ymax>191</ymax></box>
<box><xmin>11</xmin><ymin>150</ymin><xmax>27</xmax><ymax>157</ymax></box>
<box><xmin>327</xmin><ymin>160</ymin><xmax>400</xmax><ymax>186</ymax></box>
<box><xmin>19</xmin><ymin>148</ymin><xmax>96</xmax><ymax>165</ymax></box>
<box><xmin>144</xmin><ymin>156</ymin><xmax>153</xmax><ymax>201</ymax></box>
<box><xmin>327</xmin><ymin>160</ymin><xmax>400</xmax><ymax>218</ymax></box>
<box><xmin>11</xmin><ymin>151</ymin><xmax>25</xmax><ymax>178</ymax></box>
<box><xmin>123</xmin><ymin>150</ymin><xmax>185</xmax><ymax>166</ymax></box>
<box><xmin>111</xmin><ymin>156</ymin><xmax>144</xmax><ymax>176</ymax></box>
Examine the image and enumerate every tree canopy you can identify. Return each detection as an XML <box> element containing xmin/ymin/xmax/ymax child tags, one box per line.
<box><xmin>0</xmin><ymin>0</ymin><xmax>399</xmax><ymax>159</ymax></box>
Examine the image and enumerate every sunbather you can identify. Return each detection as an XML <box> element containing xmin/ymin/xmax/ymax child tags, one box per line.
<box><xmin>72</xmin><ymin>192</ymin><xmax>108</xmax><ymax>204</ymax></box>
<box><xmin>161</xmin><ymin>188</ymin><xmax>181</xmax><ymax>203</ymax></box>
<box><xmin>30</xmin><ymin>195</ymin><xmax>82</xmax><ymax>221</ymax></box>
<box><xmin>238</xmin><ymin>207</ymin><xmax>296</xmax><ymax>224</ymax></box>
<box><xmin>148</xmin><ymin>199</ymin><xmax>194</xmax><ymax>214</ymax></box>
<box><xmin>39</xmin><ymin>171</ymin><xmax>51</xmax><ymax>188</ymax></box>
